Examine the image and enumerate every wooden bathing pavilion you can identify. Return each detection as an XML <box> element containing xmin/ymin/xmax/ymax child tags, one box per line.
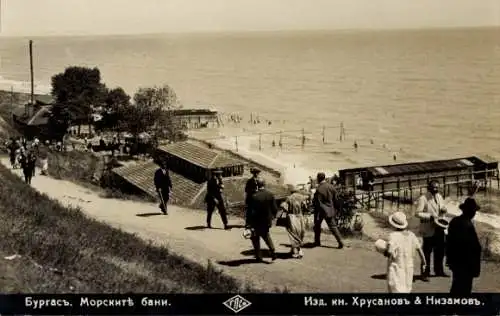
<box><xmin>111</xmin><ymin>141</ymin><xmax>247</xmax><ymax>207</ymax></box>
<box><xmin>154</xmin><ymin>141</ymin><xmax>246</xmax><ymax>183</ymax></box>
<box><xmin>338</xmin><ymin>156</ymin><xmax>499</xmax><ymax>209</ymax></box>
<box><xmin>172</xmin><ymin>107</ymin><xmax>221</xmax><ymax>129</ymax></box>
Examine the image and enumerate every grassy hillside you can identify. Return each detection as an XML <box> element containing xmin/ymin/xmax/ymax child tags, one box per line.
<box><xmin>0</xmin><ymin>160</ymin><xmax>255</xmax><ymax>293</ymax></box>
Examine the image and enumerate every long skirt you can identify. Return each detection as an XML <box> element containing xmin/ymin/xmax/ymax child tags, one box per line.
<box><xmin>287</xmin><ymin>213</ymin><xmax>305</xmax><ymax>249</ymax></box>
<box><xmin>40</xmin><ymin>158</ymin><xmax>48</xmax><ymax>173</ymax></box>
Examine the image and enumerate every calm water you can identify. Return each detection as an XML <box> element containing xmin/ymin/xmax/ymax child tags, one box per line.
<box><xmin>1</xmin><ymin>28</ymin><xmax>499</xmax><ymax>172</ymax></box>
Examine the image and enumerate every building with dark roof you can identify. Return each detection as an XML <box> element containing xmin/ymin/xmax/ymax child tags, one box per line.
<box><xmin>172</xmin><ymin>108</ymin><xmax>220</xmax><ymax>129</ymax></box>
<box><xmin>338</xmin><ymin>156</ymin><xmax>499</xmax><ymax>192</ymax></box>
<box><xmin>12</xmin><ymin>104</ymin><xmax>52</xmax><ymax>139</ymax></box>
<box><xmin>154</xmin><ymin>141</ymin><xmax>246</xmax><ymax>183</ymax></box>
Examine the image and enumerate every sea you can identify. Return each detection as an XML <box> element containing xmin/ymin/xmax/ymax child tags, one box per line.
<box><xmin>0</xmin><ymin>27</ymin><xmax>499</xmax><ymax>179</ymax></box>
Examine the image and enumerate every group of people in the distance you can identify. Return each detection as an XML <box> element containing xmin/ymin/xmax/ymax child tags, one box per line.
<box><xmin>6</xmin><ymin>137</ymin><xmax>49</xmax><ymax>184</ymax></box>
<box><xmin>379</xmin><ymin>180</ymin><xmax>482</xmax><ymax>295</ymax></box>
<box><xmin>152</xmin><ymin>161</ymin><xmax>346</xmax><ymax>262</ymax></box>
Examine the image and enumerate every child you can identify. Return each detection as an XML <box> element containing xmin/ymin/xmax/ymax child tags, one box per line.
<box><xmin>385</xmin><ymin>211</ymin><xmax>427</xmax><ymax>293</ymax></box>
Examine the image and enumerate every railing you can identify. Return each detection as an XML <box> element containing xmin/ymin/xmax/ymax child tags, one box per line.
<box><xmin>343</xmin><ymin>168</ymin><xmax>498</xmax><ymax>193</ymax></box>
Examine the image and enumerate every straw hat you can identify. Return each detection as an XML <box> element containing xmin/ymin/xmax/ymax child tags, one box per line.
<box><xmin>434</xmin><ymin>217</ymin><xmax>450</xmax><ymax>229</ymax></box>
<box><xmin>242</xmin><ymin>228</ymin><xmax>253</xmax><ymax>239</ymax></box>
<box><xmin>250</xmin><ymin>167</ymin><xmax>261</xmax><ymax>174</ymax></box>
<box><xmin>374</xmin><ymin>239</ymin><xmax>388</xmax><ymax>254</ymax></box>
<box><xmin>388</xmin><ymin>211</ymin><xmax>408</xmax><ymax>230</ymax></box>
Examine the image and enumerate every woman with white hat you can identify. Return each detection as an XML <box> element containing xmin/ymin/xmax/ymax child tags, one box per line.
<box><xmin>384</xmin><ymin>211</ymin><xmax>426</xmax><ymax>293</ymax></box>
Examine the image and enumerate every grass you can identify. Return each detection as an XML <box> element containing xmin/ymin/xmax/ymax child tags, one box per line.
<box><xmin>0</xmin><ymin>159</ymin><xmax>259</xmax><ymax>293</ymax></box>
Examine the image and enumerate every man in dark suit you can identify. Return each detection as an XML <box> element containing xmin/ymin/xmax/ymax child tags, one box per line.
<box><xmin>446</xmin><ymin>197</ymin><xmax>482</xmax><ymax>295</ymax></box>
<box><xmin>247</xmin><ymin>178</ymin><xmax>278</xmax><ymax>262</ymax></box>
<box><xmin>313</xmin><ymin>172</ymin><xmax>344</xmax><ymax>249</ymax></box>
<box><xmin>205</xmin><ymin>169</ymin><xmax>230</xmax><ymax>230</ymax></box>
<box><xmin>154</xmin><ymin>161</ymin><xmax>172</xmax><ymax>215</ymax></box>
<box><xmin>245</xmin><ymin>167</ymin><xmax>261</xmax><ymax>219</ymax></box>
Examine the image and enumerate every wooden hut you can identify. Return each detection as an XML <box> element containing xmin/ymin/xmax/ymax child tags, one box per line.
<box><xmin>154</xmin><ymin>141</ymin><xmax>246</xmax><ymax>183</ymax></box>
<box><xmin>338</xmin><ymin>156</ymin><xmax>498</xmax><ymax>193</ymax></box>
<box><xmin>172</xmin><ymin>108</ymin><xmax>220</xmax><ymax>129</ymax></box>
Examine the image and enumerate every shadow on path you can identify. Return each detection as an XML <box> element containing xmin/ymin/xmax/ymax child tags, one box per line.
<box><xmin>240</xmin><ymin>249</ymin><xmax>291</xmax><ymax>260</ymax></box>
<box><xmin>185</xmin><ymin>225</ymin><xmax>226</xmax><ymax>231</ymax></box>
<box><xmin>136</xmin><ymin>212</ymin><xmax>164</xmax><ymax>217</ymax></box>
<box><xmin>217</xmin><ymin>258</ymin><xmax>271</xmax><ymax>266</ymax></box>
<box><xmin>371</xmin><ymin>273</ymin><xmax>424</xmax><ymax>283</ymax></box>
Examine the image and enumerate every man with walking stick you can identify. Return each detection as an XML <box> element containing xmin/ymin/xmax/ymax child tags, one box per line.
<box><xmin>154</xmin><ymin>160</ymin><xmax>172</xmax><ymax>215</ymax></box>
<box><xmin>205</xmin><ymin>169</ymin><xmax>230</xmax><ymax>230</ymax></box>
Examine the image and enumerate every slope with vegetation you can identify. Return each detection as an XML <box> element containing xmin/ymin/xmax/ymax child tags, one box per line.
<box><xmin>0</xmin><ymin>160</ymin><xmax>253</xmax><ymax>293</ymax></box>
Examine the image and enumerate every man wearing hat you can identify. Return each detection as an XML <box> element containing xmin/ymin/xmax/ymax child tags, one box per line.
<box><xmin>245</xmin><ymin>167</ymin><xmax>261</xmax><ymax>220</ymax></box>
<box><xmin>446</xmin><ymin>197</ymin><xmax>482</xmax><ymax>295</ymax></box>
<box><xmin>154</xmin><ymin>160</ymin><xmax>173</xmax><ymax>215</ymax></box>
<box><xmin>415</xmin><ymin>180</ymin><xmax>448</xmax><ymax>278</ymax></box>
<box><xmin>246</xmin><ymin>178</ymin><xmax>278</xmax><ymax>262</ymax></box>
<box><xmin>205</xmin><ymin>169</ymin><xmax>230</xmax><ymax>230</ymax></box>
<box><xmin>312</xmin><ymin>172</ymin><xmax>344</xmax><ymax>249</ymax></box>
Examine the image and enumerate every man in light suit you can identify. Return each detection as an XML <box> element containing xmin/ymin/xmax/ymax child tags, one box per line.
<box><xmin>415</xmin><ymin>180</ymin><xmax>448</xmax><ymax>279</ymax></box>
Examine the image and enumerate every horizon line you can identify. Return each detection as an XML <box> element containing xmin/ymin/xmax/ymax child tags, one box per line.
<box><xmin>0</xmin><ymin>24</ymin><xmax>498</xmax><ymax>39</ymax></box>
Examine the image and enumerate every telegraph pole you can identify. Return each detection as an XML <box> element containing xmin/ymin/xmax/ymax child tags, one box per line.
<box><xmin>29</xmin><ymin>40</ymin><xmax>34</xmax><ymax>106</ymax></box>
<box><xmin>0</xmin><ymin>0</ymin><xmax>3</xmax><ymax>34</ymax></box>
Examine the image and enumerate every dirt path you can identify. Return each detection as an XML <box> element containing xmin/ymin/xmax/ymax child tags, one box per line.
<box><xmin>3</xmin><ymin>158</ymin><xmax>500</xmax><ymax>293</ymax></box>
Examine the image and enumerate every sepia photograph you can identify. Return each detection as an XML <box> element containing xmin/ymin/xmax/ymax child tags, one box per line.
<box><xmin>0</xmin><ymin>0</ymin><xmax>499</xmax><ymax>314</ymax></box>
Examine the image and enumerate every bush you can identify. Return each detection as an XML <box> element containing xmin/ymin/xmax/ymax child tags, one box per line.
<box><xmin>335</xmin><ymin>189</ymin><xmax>360</xmax><ymax>233</ymax></box>
<box><xmin>46</xmin><ymin>149</ymin><xmax>101</xmax><ymax>182</ymax></box>
<box><xmin>0</xmin><ymin>162</ymin><xmax>254</xmax><ymax>293</ymax></box>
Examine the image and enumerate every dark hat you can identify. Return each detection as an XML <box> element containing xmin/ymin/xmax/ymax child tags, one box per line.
<box><xmin>317</xmin><ymin>172</ymin><xmax>326</xmax><ymax>182</ymax></box>
<box><xmin>459</xmin><ymin>197</ymin><xmax>480</xmax><ymax>212</ymax></box>
<box><xmin>256</xmin><ymin>178</ymin><xmax>265</xmax><ymax>188</ymax></box>
<box><xmin>159</xmin><ymin>160</ymin><xmax>168</xmax><ymax>167</ymax></box>
<box><xmin>250</xmin><ymin>167</ymin><xmax>261</xmax><ymax>174</ymax></box>
<box><xmin>213</xmin><ymin>169</ymin><xmax>223</xmax><ymax>174</ymax></box>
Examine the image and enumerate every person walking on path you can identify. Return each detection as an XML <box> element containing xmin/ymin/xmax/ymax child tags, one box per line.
<box><xmin>246</xmin><ymin>178</ymin><xmax>278</xmax><ymax>262</ymax></box>
<box><xmin>279</xmin><ymin>186</ymin><xmax>308</xmax><ymax>258</ymax></box>
<box><xmin>153</xmin><ymin>161</ymin><xmax>172</xmax><ymax>215</ymax></box>
<box><xmin>415</xmin><ymin>180</ymin><xmax>449</xmax><ymax>279</ymax></box>
<box><xmin>312</xmin><ymin>172</ymin><xmax>344</xmax><ymax>249</ymax></box>
<box><xmin>446</xmin><ymin>197</ymin><xmax>482</xmax><ymax>295</ymax></box>
<box><xmin>20</xmin><ymin>152</ymin><xmax>33</xmax><ymax>185</ymax></box>
<box><xmin>245</xmin><ymin>167</ymin><xmax>261</xmax><ymax>219</ymax></box>
<box><xmin>8</xmin><ymin>138</ymin><xmax>19</xmax><ymax>169</ymax></box>
<box><xmin>384</xmin><ymin>211</ymin><xmax>427</xmax><ymax>293</ymax></box>
<box><xmin>38</xmin><ymin>145</ymin><xmax>49</xmax><ymax>175</ymax></box>
<box><xmin>28</xmin><ymin>152</ymin><xmax>37</xmax><ymax>178</ymax></box>
<box><xmin>205</xmin><ymin>169</ymin><xmax>230</xmax><ymax>230</ymax></box>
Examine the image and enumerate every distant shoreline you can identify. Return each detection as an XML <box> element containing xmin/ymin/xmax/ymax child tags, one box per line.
<box><xmin>1</xmin><ymin>25</ymin><xmax>498</xmax><ymax>40</ymax></box>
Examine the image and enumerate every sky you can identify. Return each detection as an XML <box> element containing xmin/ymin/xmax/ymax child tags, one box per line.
<box><xmin>1</xmin><ymin>0</ymin><xmax>499</xmax><ymax>36</ymax></box>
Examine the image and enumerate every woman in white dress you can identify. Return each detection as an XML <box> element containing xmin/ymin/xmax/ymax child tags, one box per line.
<box><xmin>385</xmin><ymin>211</ymin><xmax>426</xmax><ymax>293</ymax></box>
<box><xmin>280</xmin><ymin>187</ymin><xmax>308</xmax><ymax>259</ymax></box>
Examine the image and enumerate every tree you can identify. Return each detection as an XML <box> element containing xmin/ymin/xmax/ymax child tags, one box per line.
<box><xmin>50</xmin><ymin>66</ymin><xmax>107</xmax><ymax>136</ymax></box>
<box><xmin>48</xmin><ymin>103</ymin><xmax>72</xmax><ymax>141</ymax></box>
<box><xmin>132</xmin><ymin>85</ymin><xmax>183</xmax><ymax>142</ymax></box>
<box><xmin>98</xmin><ymin>87</ymin><xmax>131</xmax><ymax>132</ymax></box>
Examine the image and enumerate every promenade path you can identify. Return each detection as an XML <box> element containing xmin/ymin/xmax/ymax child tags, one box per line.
<box><xmin>2</xmin><ymin>157</ymin><xmax>499</xmax><ymax>293</ymax></box>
